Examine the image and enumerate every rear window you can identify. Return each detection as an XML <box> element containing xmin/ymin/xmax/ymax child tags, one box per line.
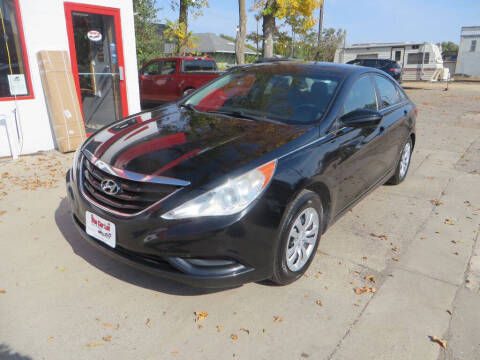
<box><xmin>182</xmin><ymin>60</ymin><xmax>217</xmax><ymax>72</ymax></box>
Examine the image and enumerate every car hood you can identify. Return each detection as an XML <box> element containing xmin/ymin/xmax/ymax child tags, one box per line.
<box><xmin>82</xmin><ymin>105</ymin><xmax>308</xmax><ymax>188</ymax></box>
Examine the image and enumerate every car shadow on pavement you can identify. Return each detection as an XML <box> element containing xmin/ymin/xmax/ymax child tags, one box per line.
<box><xmin>54</xmin><ymin>198</ymin><xmax>233</xmax><ymax>296</ymax></box>
<box><xmin>0</xmin><ymin>344</ymin><xmax>32</xmax><ymax>360</ymax></box>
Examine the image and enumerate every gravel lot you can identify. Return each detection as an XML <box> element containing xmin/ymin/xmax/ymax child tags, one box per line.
<box><xmin>1</xmin><ymin>81</ymin><xmax>479</xmax><ymax>360</ymax></box>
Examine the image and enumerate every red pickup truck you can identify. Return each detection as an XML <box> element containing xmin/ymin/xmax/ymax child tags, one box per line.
<box><xmin>139</xmin><ymin>57</ymin><xmax>221</xmax><ymax>106</ymax></box>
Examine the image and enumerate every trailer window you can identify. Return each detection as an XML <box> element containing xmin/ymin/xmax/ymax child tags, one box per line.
<box><xmin>423</xmin><ymin>52</ymin><xmax>430</xmax><ymax>63</ymax></box>
<box><xmin>0</xmin><ymin>0</ymin><xmax>32</xmax><ymax>99</ymax></box>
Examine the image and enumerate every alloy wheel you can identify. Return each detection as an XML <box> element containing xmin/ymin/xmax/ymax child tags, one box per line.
<box><xmin>285</xmin><ymin>207</ymin><xmax>319</xmax><ymax>272</ymax></box>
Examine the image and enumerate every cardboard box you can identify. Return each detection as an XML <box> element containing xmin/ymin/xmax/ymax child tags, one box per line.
<box><xmin>37</xmin><ymin>51</ymin><xmax>86</xmax><ymax>153</ymax></box>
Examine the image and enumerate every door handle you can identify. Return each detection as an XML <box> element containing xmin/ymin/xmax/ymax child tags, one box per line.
<box><xmin>119</xmin><ymin>66</ymin><xmax>125</xmax><ymax>81</ymax></box>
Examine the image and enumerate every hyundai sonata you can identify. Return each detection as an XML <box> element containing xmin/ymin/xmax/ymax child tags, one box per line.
<box><xmin>66</xmin><ymin>62</ymin><xmax>416</xmax><ymax>288</ymax></box>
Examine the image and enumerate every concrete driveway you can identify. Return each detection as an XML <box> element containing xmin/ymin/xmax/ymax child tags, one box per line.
<box><xmin>1</xmin><ymin>82</ymin><xmax>479</xmax><ymax>360</ymax></box>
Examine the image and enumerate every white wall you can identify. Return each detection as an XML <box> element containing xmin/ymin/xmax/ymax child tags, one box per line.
<box><xmin>0</xmin><ymin>0</ymin><xmax>140</xmax><ymax>157</ymax></box>
<box><xmin>457</xmin><ymin>36</ymin><xmax>480</xmax><ymax>76</ymax></box>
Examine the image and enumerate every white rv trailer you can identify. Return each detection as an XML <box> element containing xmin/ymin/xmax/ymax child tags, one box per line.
<box><xmin>334</xmin><ymin>42</ymin><xmax>444</xmax><ymax>81</ymax></box>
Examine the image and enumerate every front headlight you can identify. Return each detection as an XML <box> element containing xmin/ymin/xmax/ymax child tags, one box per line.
<box><xmin>161</xmin><ymin>160</ymin><xmax>277</xmax><ymax>219</ymax></box>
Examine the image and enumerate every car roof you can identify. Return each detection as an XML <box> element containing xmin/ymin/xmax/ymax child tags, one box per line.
<box><xmin>236</xmin><ymin>61</ymin><xmax>381</xmax><ymax>77</ymax></box>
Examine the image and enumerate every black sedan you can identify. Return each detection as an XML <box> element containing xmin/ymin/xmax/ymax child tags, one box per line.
<box><xmin>347</xmin><ymin>58</ymin><xmax>403</xmax><ymax>82</ymax></box>
<box><xmin>66</xmin><ymin>62</ymin><xmax>416</xmax><ymax>288</ymax></box>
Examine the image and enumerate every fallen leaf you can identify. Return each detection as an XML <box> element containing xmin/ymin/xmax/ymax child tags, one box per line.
<box><xmin>0</xmin><ymin>210</ymin><xmax>6</xmax><ymax>216</ymax></box>
<box><xmin>430</xmin><ymin>199</ymin><xmax>442</xmax><ymax>206</ymax></box>
<box><xmin>145</xmin><ymin>318</ymin><xmax>151</xmax><ymax>327</ymax></box>
<box><xmin>453</xmin><ymin>252</ymin><xmax>459</xmax><ymax>256</ymax></box>
<box><xmin>273</xmin><ymin>315</ymin><xmax>283</xmax><ymax>322</ymax></box>
<box><xmin>446</xmin><ymin>310</ymin><xmax>452</xmax><ymax>315</ymax></box>
<box><xmin>86</xmin><ymin>341</ymin><xmax>105</xmax><ymax>348</ymax></box>
<box><xmin>239</xmin><ymin>328</ymin><xmax>250</xmax><ymax>335</ymax></box>
<box><xmin>194</xmin><ymin>311</ymin><xmax>208</xmax><ymax>322</ymax></box>
<box><xmin>172</xmin><ymin>351</ymin><xmax>179</xmax><ymax>355</ymax></box>
<box><xmin>47</xmin><ymin>337</ymin><xmax>54</xmax><ymax>342</ymax></box>
<box><xmin>370</xmin><ymin>233</ymin><xmax>387</xmax><ymax>240</ymax></box>
<box><xmin>391</xmin><ymin>246</ymin><xmax>399</xmax><ymax>252</ymax></box>
<box><xmin>102</xmin><ymin>323</ymin><xmax>112</xmax><ymax>328</ymax></box>
<box><xmin>315</xmin><ymin>300</ymin><xmax>323</xmax><ymax>306</ymax></box>
<box><xmin>444</xmin><ymin>219</ymin><xmax>454</xmax><ymax>225</ymax></box>
<box><xmin>451</xmin><ymin>240</ymin><xmax>457</xmax><ymax>244</ymax></box>
<box><xmin>354</xmin><ymin>286</ymin><xmax>376</xmax><ymax>295</ymax></box>
<box><xmin>365</xmin><ymin>275</ymin><xmax>376</xmax><ymax>283</ymax></box>
<box><xmin>216</xmin><ymin>325</ymin><xmax>224</xmax><ymax>332</ymax></box>
<box><xmin>0</xmin><ymin>289</ymin><xmax>6</xmax><ymax>294</ymax></box>
<box><xmin>198</xmin><ymin>324</ymin><xmax>203</xmax><ymax>329</ymax></box>
<box><xmin>430</xmin><ymin>335</ymin><xmax>447</xmax><ymax>350</ymax></box>
<box><xmin>231</xmin><ymin>334</ymin><xmax>238</xmax><ymax>340</ymax></box>
<box><xmin>392</xmin><ymin>257</ymin><xmax>399</xmax><ymax>262</ymax></box>
<box><xmin>102</xmin><ymin>336</ymin><xmax>112</xmax><ymax>342</ymax></box>
<box><xmin>301</xmin><ymin>353</ymin><xmax>310</xmax><ymax>358</ymax></box>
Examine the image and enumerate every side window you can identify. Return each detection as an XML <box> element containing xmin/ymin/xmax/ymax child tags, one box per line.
<box><xmin>343</xmin><ymin>76</ymin><xmax>377</xmax><ymax>115</ymax></box>
<box><xmin>374</xmin><ymin>75</ymin><xmax>400</xmax><ymax>108</ymax></box>
<box><xmin>159</xmin><ymin>61</ymin><xmax>176</xmax><ymax>75</ymax></box>
<box><xmin>143</xmin><ymin>62</ymin><xmax>159</xmax><ymax>75</ymax></box>
<box><xmin>200</xmin><ymin>60</ymin><xmax>216</xmax><ymax>71</ymax></box>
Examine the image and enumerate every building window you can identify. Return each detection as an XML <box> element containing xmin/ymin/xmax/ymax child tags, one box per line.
<box><xmin>0</xmin><ymin>0</ymin><xmax>33</xmax><ymax>99</ymax></box>
<box><xmin>395</xmin><ymin>51</ymin><xmax>401</xmax><ymax>61</ymax></box>
<box><xmin>471</xmin><ymin>40</ymin><xmax>477</xmax><ymax>52</ymax></box>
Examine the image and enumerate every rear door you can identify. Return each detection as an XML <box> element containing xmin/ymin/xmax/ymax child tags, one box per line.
<box><xmin>373</xmin><ymin>74</ymin><xmax>410</xmax><ymax>173</ymax></box>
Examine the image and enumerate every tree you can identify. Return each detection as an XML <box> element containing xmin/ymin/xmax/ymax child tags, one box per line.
<box><xmin>168</xmin><ymin>0</ymin><xmax>209</xmax><ymax>55</ymax></box>
<box><xmin>254</xmin><ymin>0</ymin><xmax>322</xmax><ymax>58</ymax></box>
<box><xmin>439</xmin><ymin>41</ymin><xmax>459</xmax><ymax>53</ymax></box>
<box><xmin>236</xmin><ymin>0</ymin><xmax>247</xmax><ymax>64</ymax></box>
<box><xmin>133</xmin><ymin>0</ymin><xmax>163</xmax><ymax>66</ymax></box>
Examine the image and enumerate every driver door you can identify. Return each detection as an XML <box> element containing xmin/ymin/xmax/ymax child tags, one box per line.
<box><xmin>330</xmin><ymin>75</ymin><xmax>386</xmax><ymax>215</ymax></box>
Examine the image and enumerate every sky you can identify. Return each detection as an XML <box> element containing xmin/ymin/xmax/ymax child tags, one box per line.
<box><xmin>157</xmin><ymin>0</ymin><xmax>480</xmax><ymax>45</ymax></box>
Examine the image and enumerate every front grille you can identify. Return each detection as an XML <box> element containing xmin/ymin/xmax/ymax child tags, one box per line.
<box><xmin>81</xmin><ymin>157</ymin><xmax>179</xmax><ymax>215</ymax></box>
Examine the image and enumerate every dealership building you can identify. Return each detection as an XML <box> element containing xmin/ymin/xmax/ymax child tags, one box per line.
<box><xmin>0</xmin><ymin>0</ymin><xmax>141</xmax><ymax>158</ymax></box>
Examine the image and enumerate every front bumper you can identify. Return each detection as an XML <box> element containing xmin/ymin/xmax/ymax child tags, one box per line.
<box><xmin>66</xmin><ymin>169</ymin><xmax>281</xmax><ymax>288</ymax></box>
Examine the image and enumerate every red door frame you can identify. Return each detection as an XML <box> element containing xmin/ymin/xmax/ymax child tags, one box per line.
<box><xmin>64</xmin><ymin>2</ymin><xmax>129</xmax><ymax>124</ymax></box>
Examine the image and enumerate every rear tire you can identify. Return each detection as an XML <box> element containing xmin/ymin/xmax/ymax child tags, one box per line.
<box><xmin>387</xmin><ymin>137</ymin><xmax>412</xmax><ymax>185</ymax></box>
<box><xmin>270</xmin><ymin>190</ymin><xmax>323</xmax><ymax>285</ymax></box>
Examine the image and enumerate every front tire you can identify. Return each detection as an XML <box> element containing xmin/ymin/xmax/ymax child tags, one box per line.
<box><xmin>387</xmin><ymin>137</ymin><xmax>412</xmax><ymax>185</ymax></box>
<box><xmin>271</xmin><ymin>190</ymin><xmax>323</xmax><ymax>285</ymax></box>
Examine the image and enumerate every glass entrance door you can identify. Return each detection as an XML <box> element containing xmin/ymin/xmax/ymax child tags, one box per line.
<box><xmin>65</xmin><ymin>3</ymin><xmax>128</xmax><ymax>134</ymax></box>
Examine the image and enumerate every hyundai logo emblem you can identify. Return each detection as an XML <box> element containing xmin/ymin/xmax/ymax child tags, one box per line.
<box><xmin>100</xmin><ymin>179</ymin><xmax>120</xmax><ymax>195</ymax></box>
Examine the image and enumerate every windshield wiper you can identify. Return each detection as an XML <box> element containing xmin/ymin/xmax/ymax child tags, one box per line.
<box><xmin>207</xmin><ymin>110</ymin><xmax>282</xmax><ymax>124</ymax></box>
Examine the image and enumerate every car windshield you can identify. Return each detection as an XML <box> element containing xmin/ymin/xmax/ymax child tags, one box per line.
<box><xmin>184</xmin><ymin>67</ymin><xmax>341</xmax><ymax>124</ymax></box>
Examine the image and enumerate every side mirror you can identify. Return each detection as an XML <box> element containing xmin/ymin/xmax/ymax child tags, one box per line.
<box><xmin>340</xmin><ymin>109</ymin><xmax>383</xmax><ymax>128</ymax></box>
<box><xmin>182</xmin><ymin>88</ymin><xmax>195</xmax><ymax>97</ymax></box>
